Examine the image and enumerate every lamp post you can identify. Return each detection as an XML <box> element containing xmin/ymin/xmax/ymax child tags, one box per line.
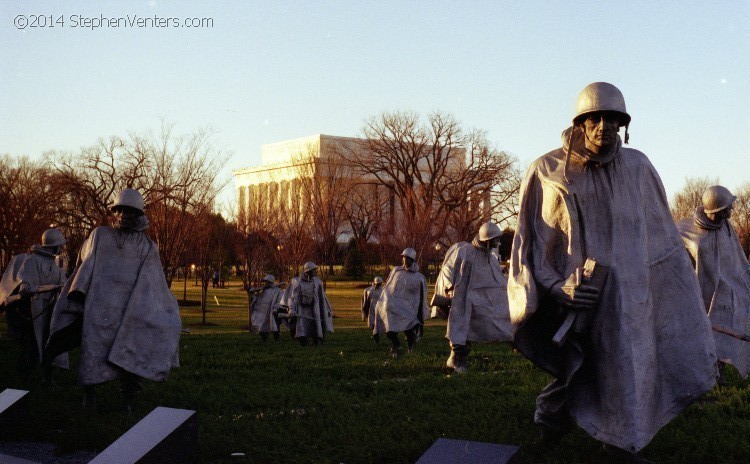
<box><xmin>191</xmin><ymin>264</ymin><xmax>197</xmax><ymax>286</ymax></box>
<box><xmin>182</xmin><ymin>263</ymin><xmax>188</xmax><ymax>302</ymax></box>
<box><xmin>276</xmin><ymin>244</ymin><xmax>286</xmax><ymax>280</ymax></box>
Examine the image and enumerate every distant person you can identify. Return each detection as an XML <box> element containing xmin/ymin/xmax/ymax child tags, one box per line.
<box><xmin>434</xmin><ymin>221</ymin><xmax>512</xmax><ymax>374</ymax></box>
<box><xmin>678</xmin><ymin>185</ymin><xmax>750</xmax><ymax>382</ymax></box>
<box><xmin>47</xmin><ymin>188</ymin><xmax>182</xmax><ymax>413</ymax></box>
<box><xmin>361</xmin><ymin>276</ymin><xmax>384</xmax><ymax>342</ymax></box>
<box><xmin>373</xmin><ymin>248</ymin><xmax>429</xmax><ymax>358</ymax></box>
<box><xmin>250</xmin><ymin>274</ymin><xmax>284</xmax><ymax>342</ymax></box>
<box><xmin>280</xmin><ymin>262</ymin><xmax>333</xmax><ymax>346</ymax></box>
<box><xmin>508</xmin><ymin>82</ymin><xmax>716</xmax><ymax>460</ymax></box>
<box><xmin>0</xmin><ymin>228</ymin><xmax>68</xmax><ymax>382</ymax></box>
<box><xmin>212</xmin><ymin>270</ymin><xmax>220</xmax><ymax>288</ymax></box>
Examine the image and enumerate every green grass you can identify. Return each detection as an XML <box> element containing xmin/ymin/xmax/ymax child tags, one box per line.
<box><xmin>1</xmin><ymin>278</ymin><xmax>749</xmax><ymax>463</ymax></box>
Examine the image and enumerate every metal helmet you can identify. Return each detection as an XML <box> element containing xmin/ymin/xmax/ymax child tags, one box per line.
<box><xmin>373</xmin><ymin>276</ymin><xmax>383</xmax><ymax>285</ymax></box>
<box><xmin>41</xmin><ymin>228</ymin><xmax>66</xmax><ymax>247</ymax></box>
<box><xmin>303</xmin><ymin>262</ymin><xmax>317</xmax><ymax>273</ymax></box>
<box><xmin>478</xmin><ymin>221</ymin><xmax>502</xmax><ymax>241</ymax></box>
<box><xmin>263</xmin><ymin>274</ymin><xmax>276</xmax><ymax>283</ymax></box>
<box><xmin>573</xmin><ymin>82</ymin><xmax>631</xmax><ymax>126</ymax></box>
<box><xmin>401</xmin><ymin>248</ymin><xmax>417</xmax><ymax>260</ymax></box>
<box><xmin>111</xmin><ymin>188</ymin><xmax>145</xmax><ymax>212</ymax></box>
<box><xmin>702</xmin><ymin>185</ymin><xmax>736</xmax><ymax>213</ymax></box>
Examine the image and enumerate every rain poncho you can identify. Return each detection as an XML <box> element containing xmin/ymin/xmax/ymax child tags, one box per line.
<box><xmin>435</xmin><ymin>239</ymin><xmax>512</xmax><ymax>345</ymax></box>
<box><xmin>250</xmin><ymin>286</ymin><xmax>283</xmax><ymax>333</ymax></box>
<box><xmin>49</xmin><ymin>223</ymin><xmax>181</xmax><ymax>385</ymax></box>
<box><xmin>1</xmin><ymin>250</ymin><xmax>67</xmax><ymax>367</ymax></box>
<box><xmin>280</xmin><ymin>274</ymin><xmax>333</xmax><ymax>338</ymax></box>
<box><xmin>0</xmin><ymin>254</ymin><xmax>26</xmax><ymax>307</ymax></box>
<box><xmin>678</xmin><ymin>207</ymin><xmax>750</xmax><ymax>377</ymax></box>
<box><xmin>509</xmin><ymin>127</ymin><xmax>716</xmax><ymax>452</ymax></box>
<box><xmin>373</xmin><ymin>263</ymin><xmax>429</xmax><ymax>334</ymax></box>
<box><xmin>361</xmin><ymin>284</ymin><xmax>383</xmax><ymax>329</ymax></box>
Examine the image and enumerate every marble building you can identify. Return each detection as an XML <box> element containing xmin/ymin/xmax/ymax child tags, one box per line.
<box><xmin>233</xmin><ymin>134</ymin><xmax>492</xmax><ymax>242</ymax></box>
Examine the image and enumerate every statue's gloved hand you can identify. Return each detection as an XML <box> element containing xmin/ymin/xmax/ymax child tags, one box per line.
<box><xmin>68</xmin><ymin>290</ymin><xmax>85</xmax><ymax>303</ymax></box>
<box><xmin>18</xmin><ymin>282</ymin><xmax>31</xmax><ymax>297</ymax></box>
<box><xmin>62</xmin><ymin>290</ymin><xmax>86</xmax><ymax>315</ymax></box>
<box><xmin>61</xmin><ymin>298</ymin><xmax>84</xmax><ymax>315</ymax></box>
<box><xmin>551</xmin><ymin>282</ymin><xmax>599</xmax><ymax>310</ymax></box>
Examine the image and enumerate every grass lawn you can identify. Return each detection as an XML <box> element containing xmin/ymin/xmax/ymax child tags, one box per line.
<box><xmin>1</xmin><ymin>278</ymin><xmax>749</xmax><ymax>463</ymax></box>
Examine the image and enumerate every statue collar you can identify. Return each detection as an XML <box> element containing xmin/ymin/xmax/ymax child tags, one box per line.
<box><xmin>693</xmin><ymin>206</ymin><xmax>723</xmax><ymax>231</ymax></box>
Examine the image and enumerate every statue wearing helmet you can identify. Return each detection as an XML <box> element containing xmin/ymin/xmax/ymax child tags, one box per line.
<box><xmin>361</xmin><ymin>276</ymin><xmax>384</xmax><ymax>333</ymax></box>
<box><xmin>110</xmin><ymin>188</ymin><xmax>146</xmax><ymax>231</ymax></box>
<box><xmin>250</xmin><ymin>274</ymin><xmax>284</xmax><ymax>342</ymax></box>
<box><xmin>0</xmin><ymin>228</ymin><xmax>68</xmax><ymax>382</ymax></box>
<box><xmin>371</xmin><ymin>248</ymin><xmax>429</xmax><ymax>358</ymax></box>
<box><xmin>46</xmin><ymin>187</ymin><xmax>181</xmax><ymax>413</ymax></box>
<box><xmin>434</xmin><ymin>221</ymin><xmax>512</xmax><ymax>373</ymax></box>
<box><xmin>509</xmin><ymin>83</ymin><xmax>716</xmax><ymax>457</ymax></box>
<box><xmin>41</xmin><ymin>228</ymin><xmax>66</xmax><ymax>248</ymax></box>
<box><xmin>701</xmin><ymin>185</ymin><xmax>736</xmax><ymax>217</ymax></box>
<box><xmin>678</xmin><ymin>186</ymin><xmax>750</xmax><ymax>382</ymax></box>
<box><xmin>279</xmin><ymin>261</ymin><xmax>333</xmax><ymax>346</ymax></box>
<box><xmin>111</xmin><ymin>188</ymin><xmax>145</xmax><ymax>212</ymax></box>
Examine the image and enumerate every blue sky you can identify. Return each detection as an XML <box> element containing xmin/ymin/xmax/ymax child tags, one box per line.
<box><xmin>2</xmin><ymin>0</ymin><xmax>749</xmax><ymax>206</ymax></box>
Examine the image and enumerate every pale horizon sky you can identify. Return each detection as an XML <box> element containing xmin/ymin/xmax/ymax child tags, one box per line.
<box><xmin>2</xmin><ymin>1</ymin><xmax>749</xmax><ymax>207</ymax></box>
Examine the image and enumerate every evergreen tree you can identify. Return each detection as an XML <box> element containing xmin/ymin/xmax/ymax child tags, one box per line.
<box><xmin>344</xmin><ymin>238</ymin><xmax>365</xmax><ymax>278</ymax></box>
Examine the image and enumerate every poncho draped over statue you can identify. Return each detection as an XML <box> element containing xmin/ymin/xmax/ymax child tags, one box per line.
<box><xmin>1</xmin><ymin>250</ymin><xmax>68</xmax><ymax>367</ymax></box>
<box><xmin>361</xmin><ymin>285</ymin><xmax>383</xmax><ymax>329</ymax></box>
<box><xmin>49</xmin><ymin>225</ymin><xmax>181</xmax><ymax>385</ymax></box>
<box><xmin>250</xmin><ymin>287</ymin><xmax>283</xmax><ymax>333</ymax></box>
<box><xmin>509</xmin><ymin>127</ymin><xmax>717</xmax><ymax>452</ymax></box>
<box><xmin>678</xmin><ymin>207</ymin><xmax>750</xmax><ymax>377</ymax></box>
<box><xmin>0</xmin><ymin>254</ymin><xmax>26</xmax><ymax>306</ymax></box>
<box><xmin>373</xmin><ymin>263</ymin><xmax>429</xmax><ymax>334</ymax></box>
<box><xmin>436</xmin><ymin>239</ymin><xmax>512</xmax><ymax>345</ymax></box>
<box><xmin>280</xmin><ymin>275</ymin><xmax>334</xmax><ymax>338</ymax></box>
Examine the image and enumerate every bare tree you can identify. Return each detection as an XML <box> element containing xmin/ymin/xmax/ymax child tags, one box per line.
<box><xmin>187</xmin><ymin>211</ymin><xmax>235</xmax><ymax>324</ymax></box>
<box><xmin>441</xmin><ymin>131</ymin><xmax>522</xmax><ymax>245</ymax></box>
<box><xmin>233</xmin><ymin>186</ymin><xmax>284</xmax><ymax>288</ymax></box>
<box><xmin>339</xmin><ymin>111</ymin><xmax>520</xmax><ymax>263</ymax></box>
<box><xmin>0</xmin><ymin>156</ymin><xmax>58</xmax><ymax>269</ymax></box>
<box><xmin>144</xmin><ymin>124</ymin><xmax>230</xmax><ymax>285</ymax></box>
<box><xmin>344</xmin><ymin>182</ymin><xmax>388</xmax><ymax>248</ymax></box>
<box><xmin>45</xmin><ymin>123</ymin><xmax>229</xmax><ymax>285</ymax></box>
<box><xmin>45</xmin><ymin>136</ymin><xmax>148</xmax><ymax>260</ymax></box>
<box><xmin>293</xmin><ymin>143</ymin><xmax>352</xmax><ymax>284</ymax></box>
<box><xmin>731</xmin><ymin>182</ymin><xmax>750</xmax><ymax>256</ymax></box>
<box><xmin>670</xmin><ymin>176</ymin><xmax>719</xmax><ymax>222</ymax></box>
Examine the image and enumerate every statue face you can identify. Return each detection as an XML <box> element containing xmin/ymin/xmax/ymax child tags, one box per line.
<box><xmin>582</xmin><ymin>112</ymin><xmax>620</xmax><ymax>154</ymax></box>
<box><xmin>42</xmin><ymin>245</ymin><xmax>62</xmax><ymax>256</ymax></box>
<box><xmin>112</xmin><ymin>206</ymin><xmax>141</xmax><ymax>230</ymax></box>
<box><xmin>402</xmin><ymin>256</ymin><xmax>415</xmax><ymax>268</ymax></box>
<box><xmin>714</xmin><ymin>206</ymin><xmax>733</xmax><ymax>221</ymax></box>
<box><xmin>263</xmin><ymin>280</ymin><xmax>273</xmax><ymax>288</ymax></box>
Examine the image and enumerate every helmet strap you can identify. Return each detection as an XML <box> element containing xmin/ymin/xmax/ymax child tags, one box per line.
<box><xmin>563</xmin><ymin>125</ymin><xmax>576</xmax><ymax>184</ymax></box>
<box><xmin>624</xmin><ymin>125</ymin><xmax>630</xmax><ymax>144</ymax></box>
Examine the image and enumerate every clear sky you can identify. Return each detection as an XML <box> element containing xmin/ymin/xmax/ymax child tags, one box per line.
<box><xmin>2</xmin><ymin>0</ymin><xmax>749</xmax><ymax>206</ymax></box>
